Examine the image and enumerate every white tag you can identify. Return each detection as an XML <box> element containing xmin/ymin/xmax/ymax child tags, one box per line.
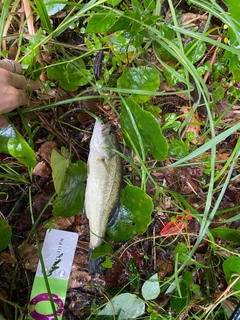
<box><xmin>28</xmin><ymin>229</ymin><xmax>78</xmax><ymax>319</ymax></box>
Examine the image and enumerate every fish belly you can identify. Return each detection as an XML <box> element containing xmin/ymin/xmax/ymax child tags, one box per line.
<box><xmin>85</xmin><ymin>150</ymin><xmax>122</xmax><ymax>250</ymax></box>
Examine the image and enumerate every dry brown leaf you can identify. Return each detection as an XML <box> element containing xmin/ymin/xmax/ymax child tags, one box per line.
<box><xmin>180</xmin><ymin>13</ymin><xmax>208</xmax><ymax>26</ymax></box>
<box><xmin>181</xmin><ymin>107</ymin><xmax>202</xmax><ymax>144</ymax></box>
<box><xmin>37</xmin><ymin>141</ymin><xmax>60</xmax><ymax>164</ymax></box>
<box><xmin>33</xmin><ymin>161</ymin><xmax>52</xmax><ymax>178</ymax></box>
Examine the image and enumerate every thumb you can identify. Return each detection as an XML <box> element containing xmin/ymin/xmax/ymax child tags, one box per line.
<box><xmin>0</xmin><ymin>115</ymin><xmax>9</xmax><ymax>128</ymax></box>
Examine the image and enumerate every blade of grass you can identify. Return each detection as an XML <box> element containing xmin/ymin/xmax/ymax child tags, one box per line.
<box><xmin>0</xmin><ymin>0</ymin><xmax>11</xmax><ymax>54</ymax></box>
<box><xmin>10</xmin><ymin>89</ymin><xmax>190</xmax><ymax>115</ymax></box>
<box><xmin>0</xmin><ymin>164</ymin><xmax>29</xmax><ymax>184</ymax></box>
<box><xmin>190</xmin><ymin>0</ymin><xmax>240</xmax><ymax>44</ymax></box>
<box><xmin>0</xmin><ymin>297</ymin><xmax>23</xmax><ymax>320</ymax></box>
<box><xmin>163</xmin><ymin>121</ymin><xmax>240</xmax><ymax>168</ymax></box>
<box><xmin>17</xmin><ymin>108</ymin><xmax>34</xmax><ymax>150</ymax></box>
<box><xmin>214</xmin><ymin>137</ymin><xmax>240</xmax><ymax>183</ymax></box>
<box><xmin>34</xmin><ymin>0</ymin><xmax>52</xmax><ymax>32</ymax></box>
<box><xmin>120</xmin><ymin>96</ymin><xmax>147</xmax><ymax>190</ymax></box>
<box><xmin>172</xmin><ymin>26</ymin><xmax>240</xmax><ymax>56</ymax></box>
<box><xmin>190</xmin><ymin>137</ymin><xmax>240</xmax><ymax>266</ymax></box>
<box><xmin>120</xmin><ymin>96</ymin><xmax>146</xmax><ymax>161</ymax></box>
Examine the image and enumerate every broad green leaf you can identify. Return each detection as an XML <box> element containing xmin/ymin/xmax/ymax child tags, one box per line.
<box><xmin>153</xmin><ymin>24</ymin><xmax>175</xmax><ymax>61</ymax></box>
<box><xmin>128</xmin><ymin>259</ymin><xmax>141</xmax><ymax>288</ymax></box>
<box><xmin>225</xmin><ymin>0</ymin><xmax>240</xmax><ymax>45</ymax></box>
<box><xmin>128</xmin><ymin>258</ymin><xmax>139</xmax><ymax>276</ymax></box>
<box><xmin>174</xmin><ymin>243</ymin><xmax>192</xmax><ymax>265</ymax></box>
<box><xmin>53</xmin><ymin>161</ymin><xmax>87</xmax><ymax>217</ymax></box>
<box><xmin>144</xmin><ymin>105</ymin><xmax>161</xmax><ymax>119</ymax></box>
<box><xmin>47</xmin><ymin>59</ymin><xmax>91</xmax><ymax>91</ymax></box>
<box><xmin>132</xmin><ymin>0</ymin><xmax>144</xmax><ymax>13</ymax></box>
<box><xmin>117</xmin><ymin>66</ymin><xmax>160</xmax><ymax>103</ymax></box>
<box><xmin>192</xmin><ymin>284</ymin><xmax>200</xmax><ymax>294</ymax></box>
<box><xmin>227</xmin><ymin>28</ymin><xmax>239</xmax><ymax>47</ymax></box>
<box><xmin>0</xmin><ymin>125</ymin><xmax>17</xmax><ymax>153</ymax></box>
<box><xmin>7</xmin><ymin>138</ymin><xmax>36</xmax><ymax>167</ymax></box>
<box><xmin>169</xmin><ymin>138</ymin><xmax>189</xmax><ymax>158</ymax></box>
<box><xmin>211</xmin><ymin>228</ymin><xmax>240</xmax><ymax>243</ymax></box>
<box><xmin>107</xmin><ymin>31</ymin><xmax>139</xmax><ymax>63</ymax></box>
<box><xmin>43</xmin><ymin>0</ymin><xmax>66</xmax><ymax>16</ymax></box>
<box><xmin>107</xmin><ymin>186</ymin><xmax>153</xmax><ymax>242</ymax></box>
<box><xmin>0</xmin><ymin>125</ymin><xmax>36</xmax><ymax>167</ymax></box>
<box><xmin>120</xmin><ymin>98</ymin><xmax>168</xmax><ymax>161</ymax></box>
<box><xmin>225</xmin><ymin>0</ymin><xmax>240</xmax><ymax>20</ymax></box>
<box><xmin>86</xmin><ymin>10</ymin><xmax>116</xmax><ymax>33</ymax></box>
<box><xmin>60</xmin><ymin>146</ymin><xmax>69</xmax><ymax>159</ymax></box>
<box><xmin>212</xmin><ymin>82</ymin><xmax>225</xmax><ymax>102</ymax></box>
<box><xmin>232</xmin><ymin>69</ymin><xmax>240</xmax><ymax>82</ymax></box>
<box><xmin>0</xmin><ymin>217</ymin><xmax>12</xmax><ymax>251</ymax></box>
<box><xmin>110</xmin><ymin>10</ymin><xmax>135</xmax><ymax>32</ymax></box>
<box><xmin>107</xmin><ymin>0</ymin><xmax>122</xmax><ymax>5</ymax></box>
<box><xmin>184</xmin><ymin>40</ymin><xmax>206</xmax><ymax>64</ymax></box>
<box><xmin>223</xmin><ymin>256</ymin><xmax>240</xmax><ymax>293</ymax></box>
<box><xmin>225</xmin><ymin>50</ymin><xmax>239</xmax><ymax>73</ymax></box>
<box><xmin>100</xmin><ymin>255</ymin><xmax>112</xmax><ymax>269</ymax></box>
<box><xmin>141</xmin><ymin>273</ymin><xmax>160</xmax><ymax>300</ymax></box>
<box><xmin>51</xmin><ymin>149</ymin><xmax>70</xmax><ymax>194</ymax></box>
<box><xmin>144</xmin><ymin>0</ymin><xmax>155</xmax><ymax>11</ymax></box>
<box><xmin>97</xmin><ymin>293</ymin><xmax>145</xmax><ymax>319</ymax></box>
<box><xmin>163</xmin><ymin>113</ymin><xmax>181</xmax><ymax>131</ymax></box>
<box><xmin>92</xmin><ymin>243</ymin><xmax>112</xmax><ymax>260</ymax></box>
<box><xmin>164</xmin><ymin>67</ymin><xmax>185</xmax><ymax>87</ymax></box>
<box><xmin>159</xmin><ymin>22</ymin><xmax>175</xmax><ymax>40</ymax></box>
<box><xmin>21</xmin><ymin>29</ymin><xmax>42</xmax><ymax>74</ymax></box>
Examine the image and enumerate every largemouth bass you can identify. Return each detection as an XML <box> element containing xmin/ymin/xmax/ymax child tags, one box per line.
<box><xmin>85</xmin><ymin>120</ymin><xmax>122</xmax><ymax>274</ymax></box>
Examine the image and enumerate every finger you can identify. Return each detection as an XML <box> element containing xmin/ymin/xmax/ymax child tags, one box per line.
<box><xmin>0</xmin><ymin>87</ymin><xmax>28</xmax><ymax>113</ymax></box>
<box><xmin>0</xmin><ymin>59</ymin><xmax>22</xmax><ymax>74</ymax></box>
<box><xmin>8</xmin><ymin>88</ymin><xmax>28</xmax><ymax>109</ymax></box>
<box><xmin>26</xmin><ymin>78</ymin><xmax>42</xmax><ymax>91</ymax></box>
<box><xmin>0</xmin><ymin>115</ymin><xmax>9</xmax><ymax>128</ymax></box>
<box><xmin>8</xmin><ymin>72</ymin><xmax>41</xmax><ymax>91</ymax></box>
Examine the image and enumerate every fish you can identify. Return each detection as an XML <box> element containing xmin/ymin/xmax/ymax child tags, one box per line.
<box><xmin>84</xmin><ymin>119</ymin><xmax>122</xmax><ymax>274</ymax></box>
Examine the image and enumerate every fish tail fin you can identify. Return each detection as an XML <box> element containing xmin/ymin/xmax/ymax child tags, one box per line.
<box><xmin>88</xmin><ymin>249</ymin><xmax>106</xmax><ymax>275</ymax></box>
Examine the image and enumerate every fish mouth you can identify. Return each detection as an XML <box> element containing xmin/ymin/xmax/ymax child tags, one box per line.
<box><xmin>93</xmin><ymin>119</ymin><xmax>114</xmax><ymax>135</ymax></box>
<box><xmin>93</xmin><ymin>119</ymin><xmax>104</xmax><ymax>132</ymax></box>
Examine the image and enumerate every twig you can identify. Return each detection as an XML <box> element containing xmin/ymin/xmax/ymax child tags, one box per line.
<box><xmin>22</xmin><ymin>0</ymin><xmax>36</xmax><ymax>35</ymax></box>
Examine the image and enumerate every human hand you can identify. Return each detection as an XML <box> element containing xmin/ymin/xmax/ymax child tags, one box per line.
<box><xmin>0</xmin><ymin>59</ymin><xmax>41</xmax><ymax>127</ymax></box>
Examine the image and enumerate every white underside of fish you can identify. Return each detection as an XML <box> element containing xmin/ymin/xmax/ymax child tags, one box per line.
<box><xmin>85</xmin><ymin>137</ymin><xmax>122</xmax><ymax>250</ymax></box>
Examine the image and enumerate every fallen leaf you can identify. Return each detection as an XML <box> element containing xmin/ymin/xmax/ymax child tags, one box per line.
<box><xmin>160</xmin><ymin>213</ymin><xmax>192</xmax><ymax>236</ymax></box>
<box><xmin>33</xmin><ymin>161</ymin><xmax>52</xmax><ymax>179</ymax></box>
<box><xmin>38</xmin><ymin>141</ymin><xmax>60</xmax><ymax>164</ymax></box>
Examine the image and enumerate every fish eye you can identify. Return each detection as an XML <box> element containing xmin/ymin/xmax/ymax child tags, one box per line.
<box><xmin>109</xmin><ymin>128</ymin><xmax>115</xmax><ymax>136</ymax></box>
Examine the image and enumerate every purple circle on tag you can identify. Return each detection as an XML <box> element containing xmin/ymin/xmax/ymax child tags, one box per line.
<box><xmin>30</xmin><ymin>293</ymin><xmax>64</xmax><ymax>319</ymax></box>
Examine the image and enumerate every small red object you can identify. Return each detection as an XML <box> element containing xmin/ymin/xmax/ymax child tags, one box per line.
<box><xmin>160</xmin><ymin>212</ymin><xmax>192</xmax><ymax>236</ymax></box>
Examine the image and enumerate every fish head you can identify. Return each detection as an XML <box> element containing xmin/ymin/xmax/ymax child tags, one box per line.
<box><xmin>90</xmin><ymin>120</ymin><xmax>119</xmax><ymax>158</ymax></box>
